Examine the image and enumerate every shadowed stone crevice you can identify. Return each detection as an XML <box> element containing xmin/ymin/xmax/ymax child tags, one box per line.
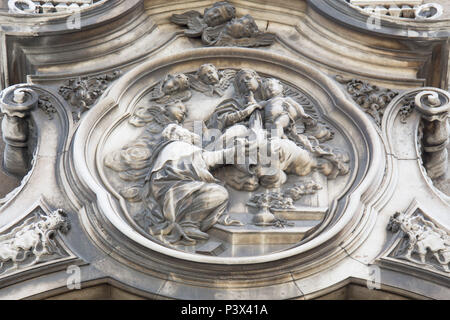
<box><xmin>432</xmin><ymin>141</ymin><xmax>450</xmax><ymax>196</ymax></box>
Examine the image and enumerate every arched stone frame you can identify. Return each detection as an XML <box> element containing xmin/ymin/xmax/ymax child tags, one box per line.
<box><xmin>62</xmin><ymin>46</ymin><xmax>390</xmax><ymax>297</ymax></box>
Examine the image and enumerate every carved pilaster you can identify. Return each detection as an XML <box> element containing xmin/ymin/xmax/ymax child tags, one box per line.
<box><xmin>0</xmin><ymin>86</ymin><xmax>38</xmax><ymax>177</ymax></box>
<box><xmin>415</xmin><ymin>89</ymin><xmax>450</xmax><ymax>179</ymax></box>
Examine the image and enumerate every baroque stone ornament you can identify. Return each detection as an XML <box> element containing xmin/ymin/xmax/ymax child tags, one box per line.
<box><xmin>38</xmin><ymin>96</ymin><xmax>57</xmax><ymax>120</ymax></box>
<box><xmin>0</xmin><ymin>207</ymin><xmax>70</xmax><ymax>275</ymax></box>
<box><xmin>336</xmin><ymin>75</ymin><xmax>399</xmax><ymax>127</ymax></box>
<box><xmin>386</xmin><ymin>205</ymin><xmax>449</xmax><ymax>273</ymax></box>
<box><xmin>1</xmin><ymin>0</ymin><xmax>449</xmax><ymax>300</ymax></box>
<box><xmin>59</xmin><ymin>70</ymin><xmax>121</xmax><ymax>120</ymax></box>
<box><xmin>398</xmin><ymin>93</ymin><xmax>416</xmax><ymax>124</ymax></box>
<box><xmin>70</xmin><ymin>48</ymin><xmax>385</xmax><ymax>292</ymax></box>
<box><xmin>170</xmin><ymin>2</ymin><xmax>275</xmax><ymax>47</ymax></box>
<box><xmin>101</xmin><ymin>61</ymin><xmax>353</xmax><ymax>256</ymax></box>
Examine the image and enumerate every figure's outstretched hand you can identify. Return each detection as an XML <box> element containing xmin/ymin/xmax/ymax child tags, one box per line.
<box><xmin>246</xmin><ymin>103</ymin><xmax>263</xmax><ymax>111</ymax></box>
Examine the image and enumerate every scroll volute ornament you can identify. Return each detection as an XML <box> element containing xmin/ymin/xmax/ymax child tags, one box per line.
<box><xmin>414</xmin><ymin>90</ymin><xmax>450</xmax><ymax>179</ymax></box>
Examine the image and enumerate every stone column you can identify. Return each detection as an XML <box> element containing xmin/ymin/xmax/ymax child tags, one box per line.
<box><xmin>415</xmin><ymin>89</ymin><xmax>450</xmax><ymax>179</ymax></box>
<box><xmin>0</xmin><ymin>86</ymin><xmax>38</xmax><ymax>177</ymax></box>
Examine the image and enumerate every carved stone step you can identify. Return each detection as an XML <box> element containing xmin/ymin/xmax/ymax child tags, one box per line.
<box><xmin>271</xmin><ymin>206</ymin><xmax>328</xmax><ymax>221</ymax></box>
<box><xmin>211</xmin><ymin>223</ymin><xmax>319</xmax><ymax>245</ymax></box>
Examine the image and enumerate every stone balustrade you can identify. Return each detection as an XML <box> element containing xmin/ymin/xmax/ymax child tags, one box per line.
<box><xmin>348</xmin><ymin>0</ymin><xmax>443</xmax><ymax>19</ymax></box>
<box><xmin>7</xmin><ymin>0</ymin><xmax>107</xmax><ymax>14</ymax></box>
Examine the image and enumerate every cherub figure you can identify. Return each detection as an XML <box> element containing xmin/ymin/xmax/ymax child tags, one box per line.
<box><xmin>259</xmin><ymin>78</ymin><xmax>342</xmax><ymax>165</ymax></box>
<box><xmin>188</xmin><ymin>64</ymin><xmax>236</xmax><ymax>97</ymax></box>
<box><xmin>259</xmin><ymin>78</ymin><xmax>314</xmax><ymax>138</ymax></box>
<box><xmin>171</xmin><ymin>2</ymin><xmax>275</xmax><ymax>48</ymax></box>
<box><xmin>210</xmin><ymin>14</ymin><xmax>275</xmax><ymax>47</ymax></box>
<box><xmin>129</xmin><ymin>101</ymin><xmax>188</xmax><ymax>128</ymax></box>
<box><xmin>170</xmin><ymin>2</ymin><xmax>236</xmax><ymax>37</ymax></box>
<box><xmin>148</xmin><ymin>73</ymin><xmax>191</xmax><ymax>104</ymax></box>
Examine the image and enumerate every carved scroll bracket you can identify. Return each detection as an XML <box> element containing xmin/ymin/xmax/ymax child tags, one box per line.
<box><xmin>415</xmin><ymin>89</ymin><xmax>450</xmax><ymax>179</ymax></box>
<box><xmin>0</xmin><ymin>86</ymin><xmax>38</xmax><ymax>177</ymax></box>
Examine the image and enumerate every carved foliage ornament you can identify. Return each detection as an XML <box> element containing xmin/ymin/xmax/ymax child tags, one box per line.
<box><xmin>336</xmin><ymin>75</ymin><xmax>399</xmax><ymax>127</ymax></box>
<box><xmin>38</xmin><ymin>95</ymin><xmax>57</xmax><ymax>120</ymax></box>
<box><xmin>170</xmin><ymin>2</ymin><xmax>275</xmax><ymax>47</ymax></box>
<box><xmin>387</xmin><ymin>209</ymin><xmax>449</xmax><ymax>273</ymax></box>
<box><xmin>103</xmin><ymin>64</ymin><xmax>352</xmax><ymax>257</ymax></box>
<box><xmin>0</xmin><ymin>208</ymin><xmax>70</xmax><ymax>275</ymax></box>
<box><xmin>59</xmin><ymin>70</ymin><xmax>120</xmax><ymax>120</ymax></box>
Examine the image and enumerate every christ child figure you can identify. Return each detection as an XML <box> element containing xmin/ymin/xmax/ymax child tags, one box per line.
<box><xmin>260</xmin><ymin>78</ymin><xmax>314</xmax><ymax>138</ymax></box>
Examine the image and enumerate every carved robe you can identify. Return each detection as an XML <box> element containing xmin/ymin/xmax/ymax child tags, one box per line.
<box><xmin>142</xmin><ymin>141</ymin><xmax>229</xmax><ymax>244</ymax></box>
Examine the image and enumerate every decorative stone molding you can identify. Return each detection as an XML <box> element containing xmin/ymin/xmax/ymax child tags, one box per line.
<box><xmin>415</xmin><ymin>89</ymin><xmax>450</xmax><ymax>179</ymax></box>
<box><xmin>170</xmin><ymin>1</ymin><xmax>275</xmax><ymax>47</ymax></box>
<box><xmin>0</xmin><ymin>0</ymin><xmax>448</xmax><ymax>300</ymax></box>
<box><xmin>0</xmin><ymin>86</ymin><xmax>38</xmax><ymax>177</ymax></box>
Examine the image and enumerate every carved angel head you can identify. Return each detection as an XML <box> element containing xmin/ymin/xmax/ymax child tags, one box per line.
<box><xmin>165</xmin><ymin>101</ymin><xmax>188</xmax><ymax>123</ymax></box>
<box><xmin>203</xmin><ymin>1</ymin><xmax>236</xmax><ymax>27</ymax></box>
<box><xmin>198</xmin><ymin>64</ymin><xmax>220</xmax><ymax>85</ymax></box>
<box><xmin>162</xmin><ymin>73</ymin><xmax>190</xmax><ymax>95</ymax></box>
<box><xmin>225</xmin><ymin>15</ymin><xmax>259</xmax><ymax>39</ymax></box>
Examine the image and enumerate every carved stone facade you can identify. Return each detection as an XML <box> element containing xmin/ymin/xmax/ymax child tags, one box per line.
<box><xmin>0</xmin><ymin>0</ymin><xmax>448</xmax><ymax>300</ymax></box>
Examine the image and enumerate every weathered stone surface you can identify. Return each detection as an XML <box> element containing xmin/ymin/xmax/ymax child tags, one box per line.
<box><xmin>0</xmin><ymin>0</ymin><xmax>448</xmax><ymax>300</ymax></box>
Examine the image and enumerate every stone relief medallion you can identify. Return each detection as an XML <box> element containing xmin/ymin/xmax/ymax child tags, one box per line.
<box><xmin>102</xmin><ymin>65</ymin><xmax>352</xmax><ymax>258</ymax></box>
<box><xmin>71</xmin><ymin>49</ymin><xmax>382</xmax><ymax>270</ymax></box>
